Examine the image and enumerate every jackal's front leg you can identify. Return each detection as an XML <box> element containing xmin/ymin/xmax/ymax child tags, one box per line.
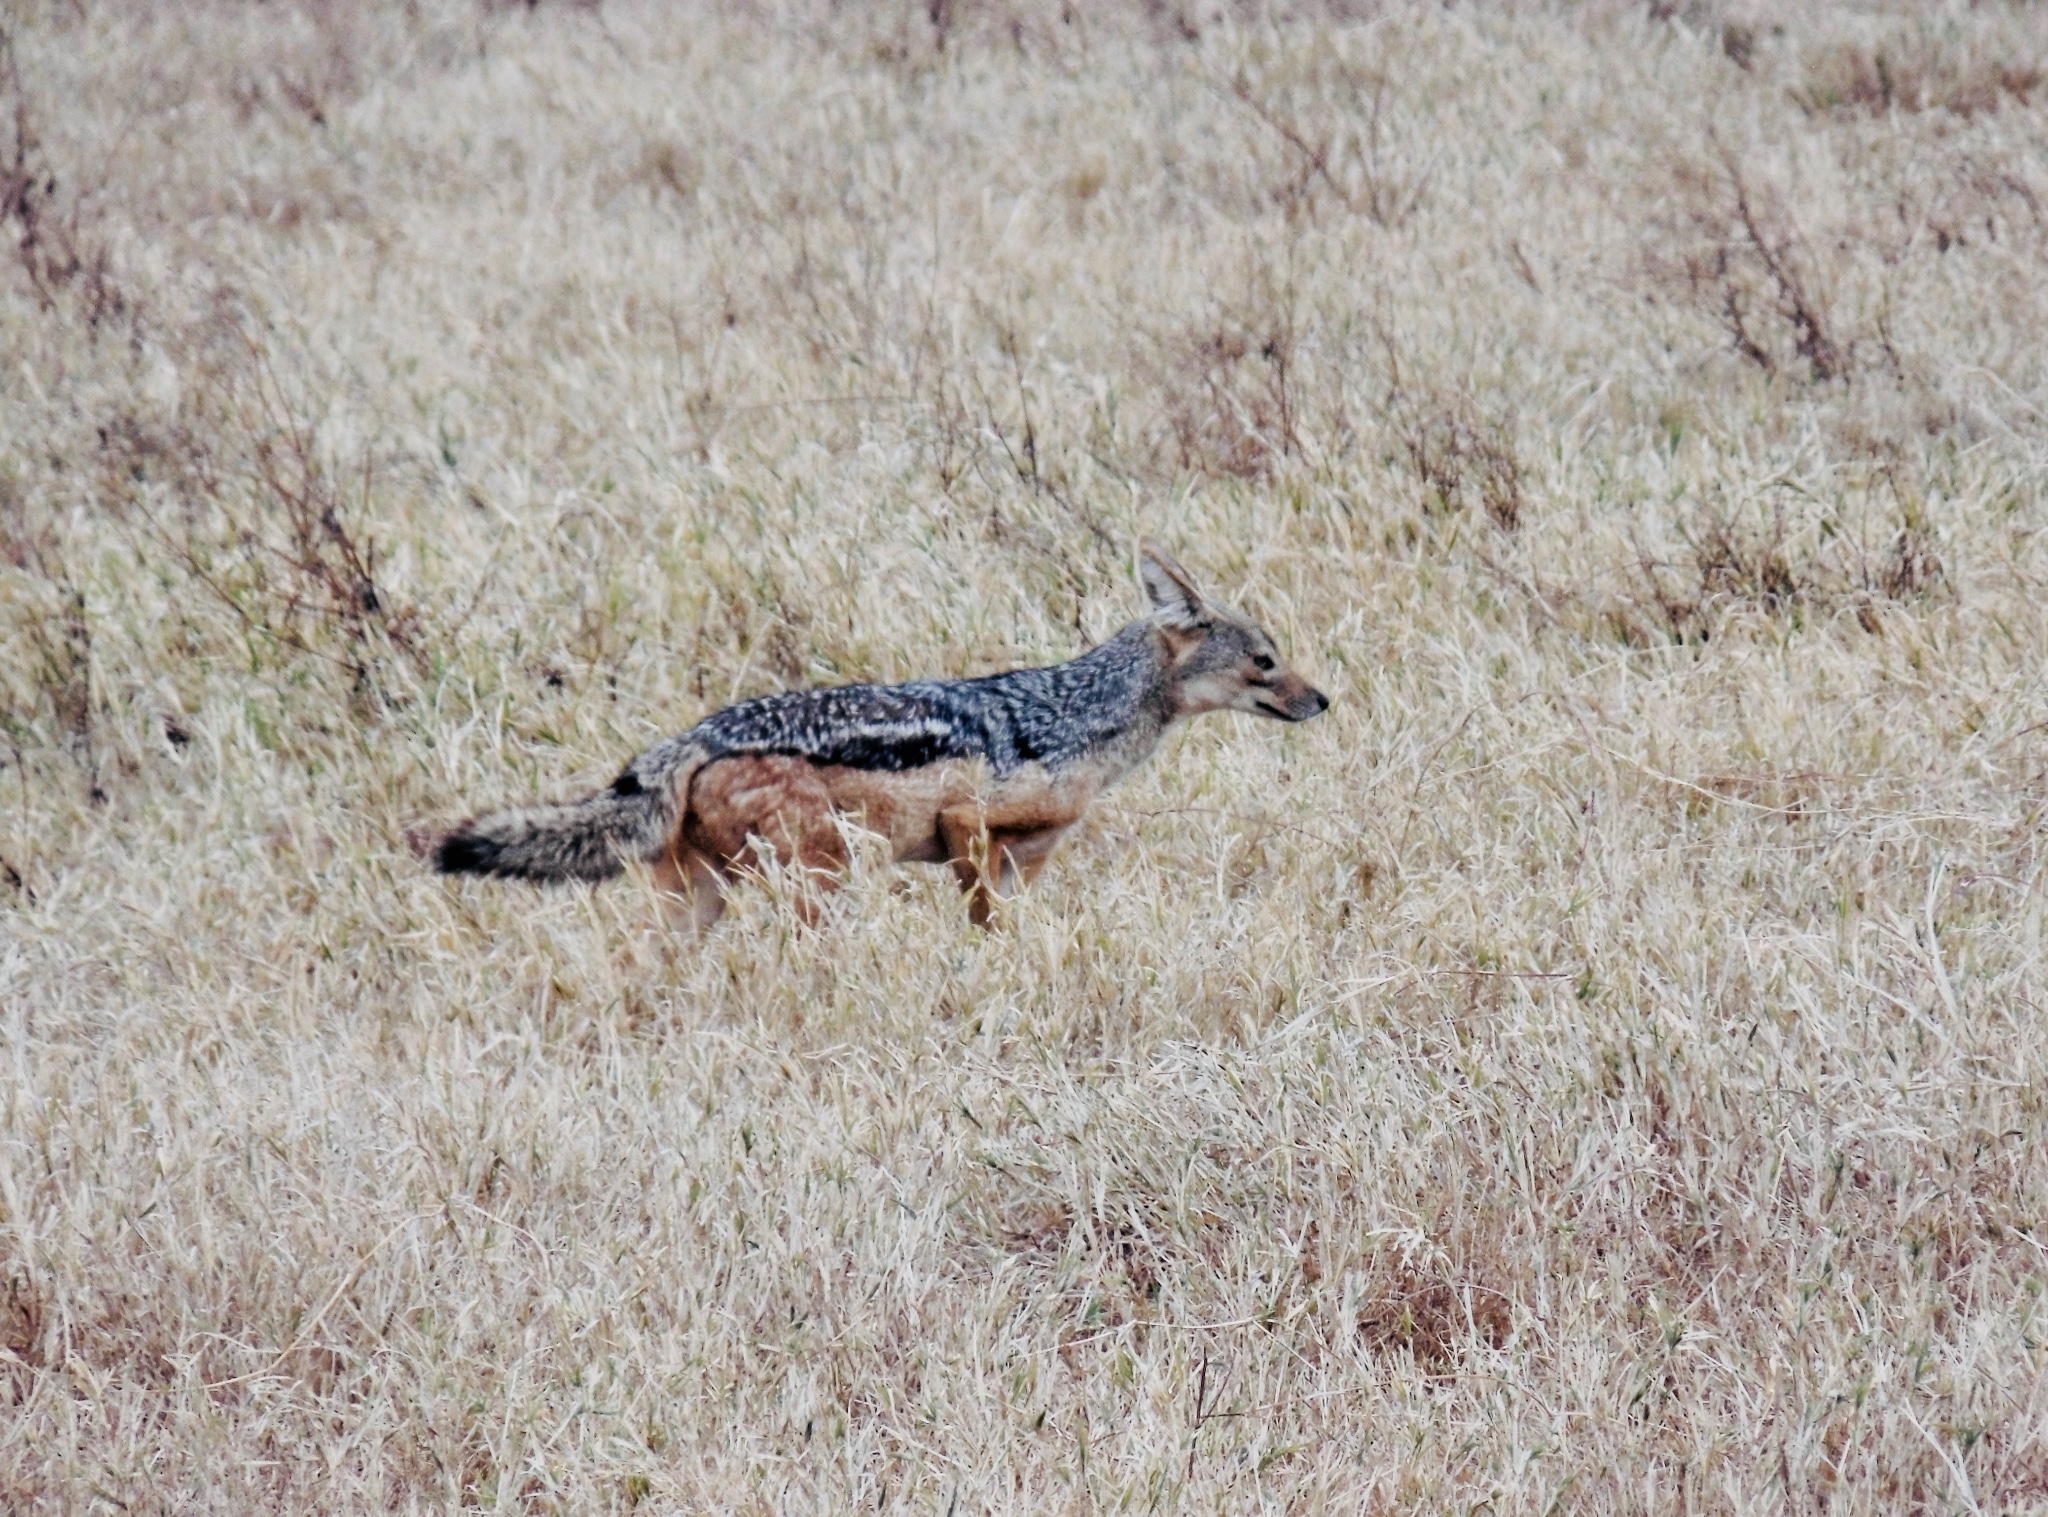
<box><xmin>938</xmin><ymin>797</ymin><xmax>1084</xmax><ymax>928</ymax></box>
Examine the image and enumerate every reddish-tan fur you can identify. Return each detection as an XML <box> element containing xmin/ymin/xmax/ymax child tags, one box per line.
<box><xmin>651</xmin><ymin>755</ymin><xmax>1098</xmax><ymax>929</ymax></box>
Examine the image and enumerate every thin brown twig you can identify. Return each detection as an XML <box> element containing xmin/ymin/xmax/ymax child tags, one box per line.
<box><xmin>1214</xmin><ymin>73</ymin><xmax>1358</xmax><ymax>214</ymax></box>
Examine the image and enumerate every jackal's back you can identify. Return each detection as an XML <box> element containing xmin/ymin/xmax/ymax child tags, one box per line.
<box><xmin>672</xmin><ymin>624</ymin><xmax>1163</xmax><ymax>781</ymax></box>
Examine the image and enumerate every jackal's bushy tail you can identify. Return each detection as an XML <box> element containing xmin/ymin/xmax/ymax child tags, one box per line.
<box><xmin>433</xmin><ymin>737</ymin><xmax>708</xmax><ymax>884</ymax></box>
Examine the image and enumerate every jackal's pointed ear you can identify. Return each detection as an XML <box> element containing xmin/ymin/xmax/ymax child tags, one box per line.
<box><xmin>1138</xmin><ymin>542</ymin><xmax>1209</xmax><ymax>630</ymax></box>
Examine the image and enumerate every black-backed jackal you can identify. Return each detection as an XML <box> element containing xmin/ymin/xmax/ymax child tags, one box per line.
<box><xmin>431</xmin><ymin>545</ymin><xmax>1327</xmax><ymax>927</ymax></box>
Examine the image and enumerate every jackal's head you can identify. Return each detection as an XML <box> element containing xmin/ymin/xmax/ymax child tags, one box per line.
<box><xmin>1139</xmin><ymin>543</ymin><xmax>1329</xmax><ymax>724</ymax></box>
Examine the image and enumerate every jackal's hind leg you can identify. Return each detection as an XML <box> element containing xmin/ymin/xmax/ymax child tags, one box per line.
<box><xmin>742</xmin><ymin>824</ymin><xmax>849</xmax><ymax>926</ymax></box>
<box><xmin>688</xmin><ymin>755</ymin><xmax>850</xmax><ymax>925</ymax></box>
<box><xmin>652</xmin><ymin>841</ymin><xmax>727</xmax><ymax>936</ymax></box>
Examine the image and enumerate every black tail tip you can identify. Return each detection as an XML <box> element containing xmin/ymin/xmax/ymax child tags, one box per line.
<box><xmin>433</xmin><ymin>830</ymin><xmax>496</xmax><ymax>876</ymax></box>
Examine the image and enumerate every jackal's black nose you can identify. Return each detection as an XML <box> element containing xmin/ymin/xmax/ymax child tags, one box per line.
<box><xmin>1293</xmin><ymin>687</ymin><xmax>1329</xmax><ymax>720</ymax></box>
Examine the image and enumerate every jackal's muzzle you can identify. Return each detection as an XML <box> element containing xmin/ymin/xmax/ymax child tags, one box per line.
<box><xmin>1260</xmin><ymin>674</ymin><xmax>1329</xmax><ymax>722</ymax></box>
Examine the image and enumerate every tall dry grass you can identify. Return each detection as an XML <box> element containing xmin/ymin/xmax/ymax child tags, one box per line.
<box><xmin>4</xmin><ymin>1</ymin><xmax>2048</xmax><ymax>1509</ymax></box>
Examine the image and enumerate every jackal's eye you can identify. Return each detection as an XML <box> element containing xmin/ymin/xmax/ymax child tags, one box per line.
<box><xmin>1251</xmin><ymin>654</ymin><xmax>1276</xmax><ymax>674</ymax></box>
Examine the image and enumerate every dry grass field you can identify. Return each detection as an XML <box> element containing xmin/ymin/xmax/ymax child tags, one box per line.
<box><xmin>5</xmin><ymin>0</ymin><xmax>2048</xmax><ymax>1509</ymax></box>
